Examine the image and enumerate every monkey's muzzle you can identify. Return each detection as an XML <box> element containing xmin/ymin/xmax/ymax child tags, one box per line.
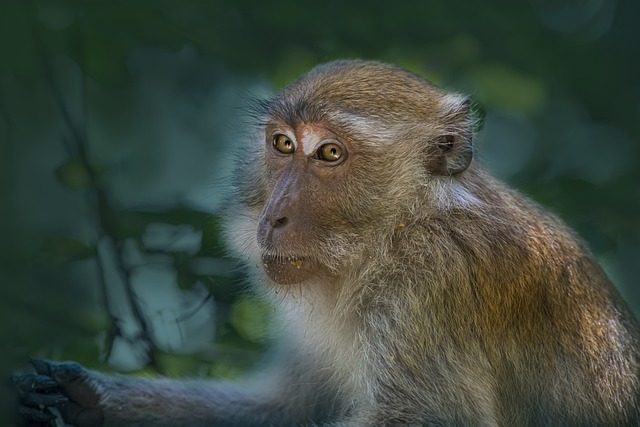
<box><xmin>261</xmin><ymin>253</ymin><xmax>317</xmax><ymax>285</ymax></box>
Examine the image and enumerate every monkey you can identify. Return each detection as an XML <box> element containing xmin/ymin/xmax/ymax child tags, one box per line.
<box><xmin>15</xmin><ymin>59</ymin><xmax>640</xmax><ymax>426</ymax></box>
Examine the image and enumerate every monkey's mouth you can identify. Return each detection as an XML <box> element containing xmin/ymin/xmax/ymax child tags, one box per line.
<box><xmin>262</xmin><ymin>253</ymin><xmax>308</xmax><ymax>265</ymax></box>
<box><xmin>260</xmin><ymin>253</ymin><xmax>317</xmax><ymax>285</ymax></box>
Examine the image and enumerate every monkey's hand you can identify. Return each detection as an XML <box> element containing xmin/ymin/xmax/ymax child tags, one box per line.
<box><xmin>14</xmin><ymin>360</ymin><xmax>105</xmax><ymax>427</ymax></box>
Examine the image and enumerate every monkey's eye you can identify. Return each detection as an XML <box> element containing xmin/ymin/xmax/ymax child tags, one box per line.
<box><xmin>317</xmin><ymin>142</ymin><xmax>343</xmax><ymax>162</ymax></box>
<box><xmin>273</xmin><ymin>134</ymin><xmax>295</xmax><ymax>154</ymax></box>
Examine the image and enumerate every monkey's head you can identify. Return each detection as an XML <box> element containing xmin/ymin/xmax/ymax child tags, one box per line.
<box><xmin>230</xmin><ymin>60</ymin><xmax>475</xmax><ymax>286</ymax></box>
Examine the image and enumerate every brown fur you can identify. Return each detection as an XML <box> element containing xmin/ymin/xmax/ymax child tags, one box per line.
<box><xmin>18</xmin><ymin>59</ymin><xmax>640</xmax><ymax>427</ymax></box>
<box><xmin>226</xmin><ymin>59</ymin><xmax>640</xmax><ymax>425</ymax></box>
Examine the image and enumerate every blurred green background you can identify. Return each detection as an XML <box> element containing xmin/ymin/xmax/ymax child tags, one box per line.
<box><xmin>1</xmin><ymin>0</ymin><xmax>639</xmax><ymax>423</ymax></box>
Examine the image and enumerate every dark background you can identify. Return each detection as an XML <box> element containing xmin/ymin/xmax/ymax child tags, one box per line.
<box><xmin>1</xmin><ymin>0</ymin><xmax>639</xmax><ymax>424</ymax></box>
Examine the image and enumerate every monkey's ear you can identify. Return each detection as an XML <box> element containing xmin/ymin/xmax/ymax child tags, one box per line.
<box><xmin>426</xmin><ymin>96</ymin><xmax>474</xmax><ymax>176</ymax></box>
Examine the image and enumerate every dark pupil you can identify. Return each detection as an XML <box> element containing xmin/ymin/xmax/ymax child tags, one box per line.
<box><xmin>330</xmin><ymin>148</ymin><xmax>336</xmax><ymax>155</ymax></box>
<box><xmin>276</xmin><ymin>136</ymin><xmax>291</xmax><ymax>151</ymax></box>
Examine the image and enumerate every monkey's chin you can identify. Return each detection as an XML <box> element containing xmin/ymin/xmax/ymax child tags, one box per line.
<box><xmin>261</xmin><ymin>253</ymin><xmax>317</xmax><ymax>285</ymax></box>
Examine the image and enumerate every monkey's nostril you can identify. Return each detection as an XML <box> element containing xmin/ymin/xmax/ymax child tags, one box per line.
<box><xmin>273</xmin><ymin>217</ymin><xmax>288</xmax><ymax>228</ymax></box>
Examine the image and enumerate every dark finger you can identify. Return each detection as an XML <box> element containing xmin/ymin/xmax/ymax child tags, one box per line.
<box><xmin>23</xmin><ymin>392</ymin><xmax>69</xmax><ymax>407</ymax></box>
<box><xmin>32</xmin><ymin>360</ymin><xmax>85</xmax><ymax>385</ymax></box>
<box><xmin>30</xmin><ymin>360</ymin><xmax>52</xmax><ymax>377</ymax></box>
<box><xmin>12</xmin><ymin>373</ymin><xmax>59</xmax><ymax>395</ymax></box>
<box><xmin>18</xmin><ymin>405</ymin><xmax>56</xmax><ymax>423</ymax></box>
<box><xmin>50</xmin><ymin>362</ymin><xmax>85</xmax><ymax>385</ymax></box>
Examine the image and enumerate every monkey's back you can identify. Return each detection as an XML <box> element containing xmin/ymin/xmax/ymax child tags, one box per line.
<box><xmin>414</xmin><ymin>168</ymin><xmax>640</xmax><ymax>424</ymax></box>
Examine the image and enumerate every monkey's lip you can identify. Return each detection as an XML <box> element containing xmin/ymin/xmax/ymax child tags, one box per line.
<box><xmin>261</xmin><ymin>253</ymin><xmax>310</xmax><ymax>265</ymax></box>
<box><xmin>260</xmin><ymin>252</ymin><xmax>317</xmax><ymax>285</ymax></box>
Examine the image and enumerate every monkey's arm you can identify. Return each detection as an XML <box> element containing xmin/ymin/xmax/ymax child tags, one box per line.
<box><xmin>17</xmin><ymin>355</ymin><xmax>336</xmax><ymax>427</ymax></box>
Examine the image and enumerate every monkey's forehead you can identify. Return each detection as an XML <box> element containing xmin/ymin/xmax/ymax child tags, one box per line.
<box><xmin>268</xmin><ymin>60</ymin><xmax>449</xmax><ymax>125</ymax></box>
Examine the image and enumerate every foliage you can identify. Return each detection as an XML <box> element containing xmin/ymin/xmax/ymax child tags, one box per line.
<box><xmin>1</xmin><ymin>2</ymin><xmax>639</xmax><ymax>422</ymax></box>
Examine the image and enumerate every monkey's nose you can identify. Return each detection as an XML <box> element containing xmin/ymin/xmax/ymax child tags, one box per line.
<box><xmin>271</xmin><ymin>216</ymin><xmax>288</xmax><ymax>228</ymax></box>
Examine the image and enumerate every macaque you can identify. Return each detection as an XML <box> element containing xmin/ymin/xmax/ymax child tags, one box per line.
<box><xmin>16</xmin><ymin>60</ymin><xmax>640</xmax><ymax>426</ymax></box>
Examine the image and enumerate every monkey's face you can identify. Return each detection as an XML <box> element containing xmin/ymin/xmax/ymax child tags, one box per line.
<box><xmin>239</xmin><ymin>60</ymin><xmax>475</xmax><ymax>286</ymax></box>
<box><xmin>255</xmin><ymin>121</ymin><xmax>360</xmax><ymax>285</ymax></box>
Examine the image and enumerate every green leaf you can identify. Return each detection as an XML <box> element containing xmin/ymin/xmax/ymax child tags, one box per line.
<box><xmin>55</xmin><ymin>156</ymin><xmax>91</xmax><ymax>190</ymax></box>
<box><xmin>38</xmin><ymin>235</ymin><xmax>95</xmax><ymax>265</ymax></box>
<box><xmin>229</xmin><ymin>298</ymin><xmax>272</xmax><ymax>344</ymax></box>
<box><xmin>208</xmin><ymin>360</ymin><xmax>248</xmax><ymax>380</ymax></box>
<box><xmin>155</xmin><ymin>351</ymin><xmax>207</xmax><ymax>378</ymax></box>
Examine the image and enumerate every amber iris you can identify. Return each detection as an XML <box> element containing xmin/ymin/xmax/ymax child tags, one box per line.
<box><xmin>318</xmin><ymin>143</ymin><xmax>342</xmax><ymax>162</ymax></box>
<box><xmin>273</xmin><ymin>134</ymin><xmax>295</xmax><ymax>154</ymax></box>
